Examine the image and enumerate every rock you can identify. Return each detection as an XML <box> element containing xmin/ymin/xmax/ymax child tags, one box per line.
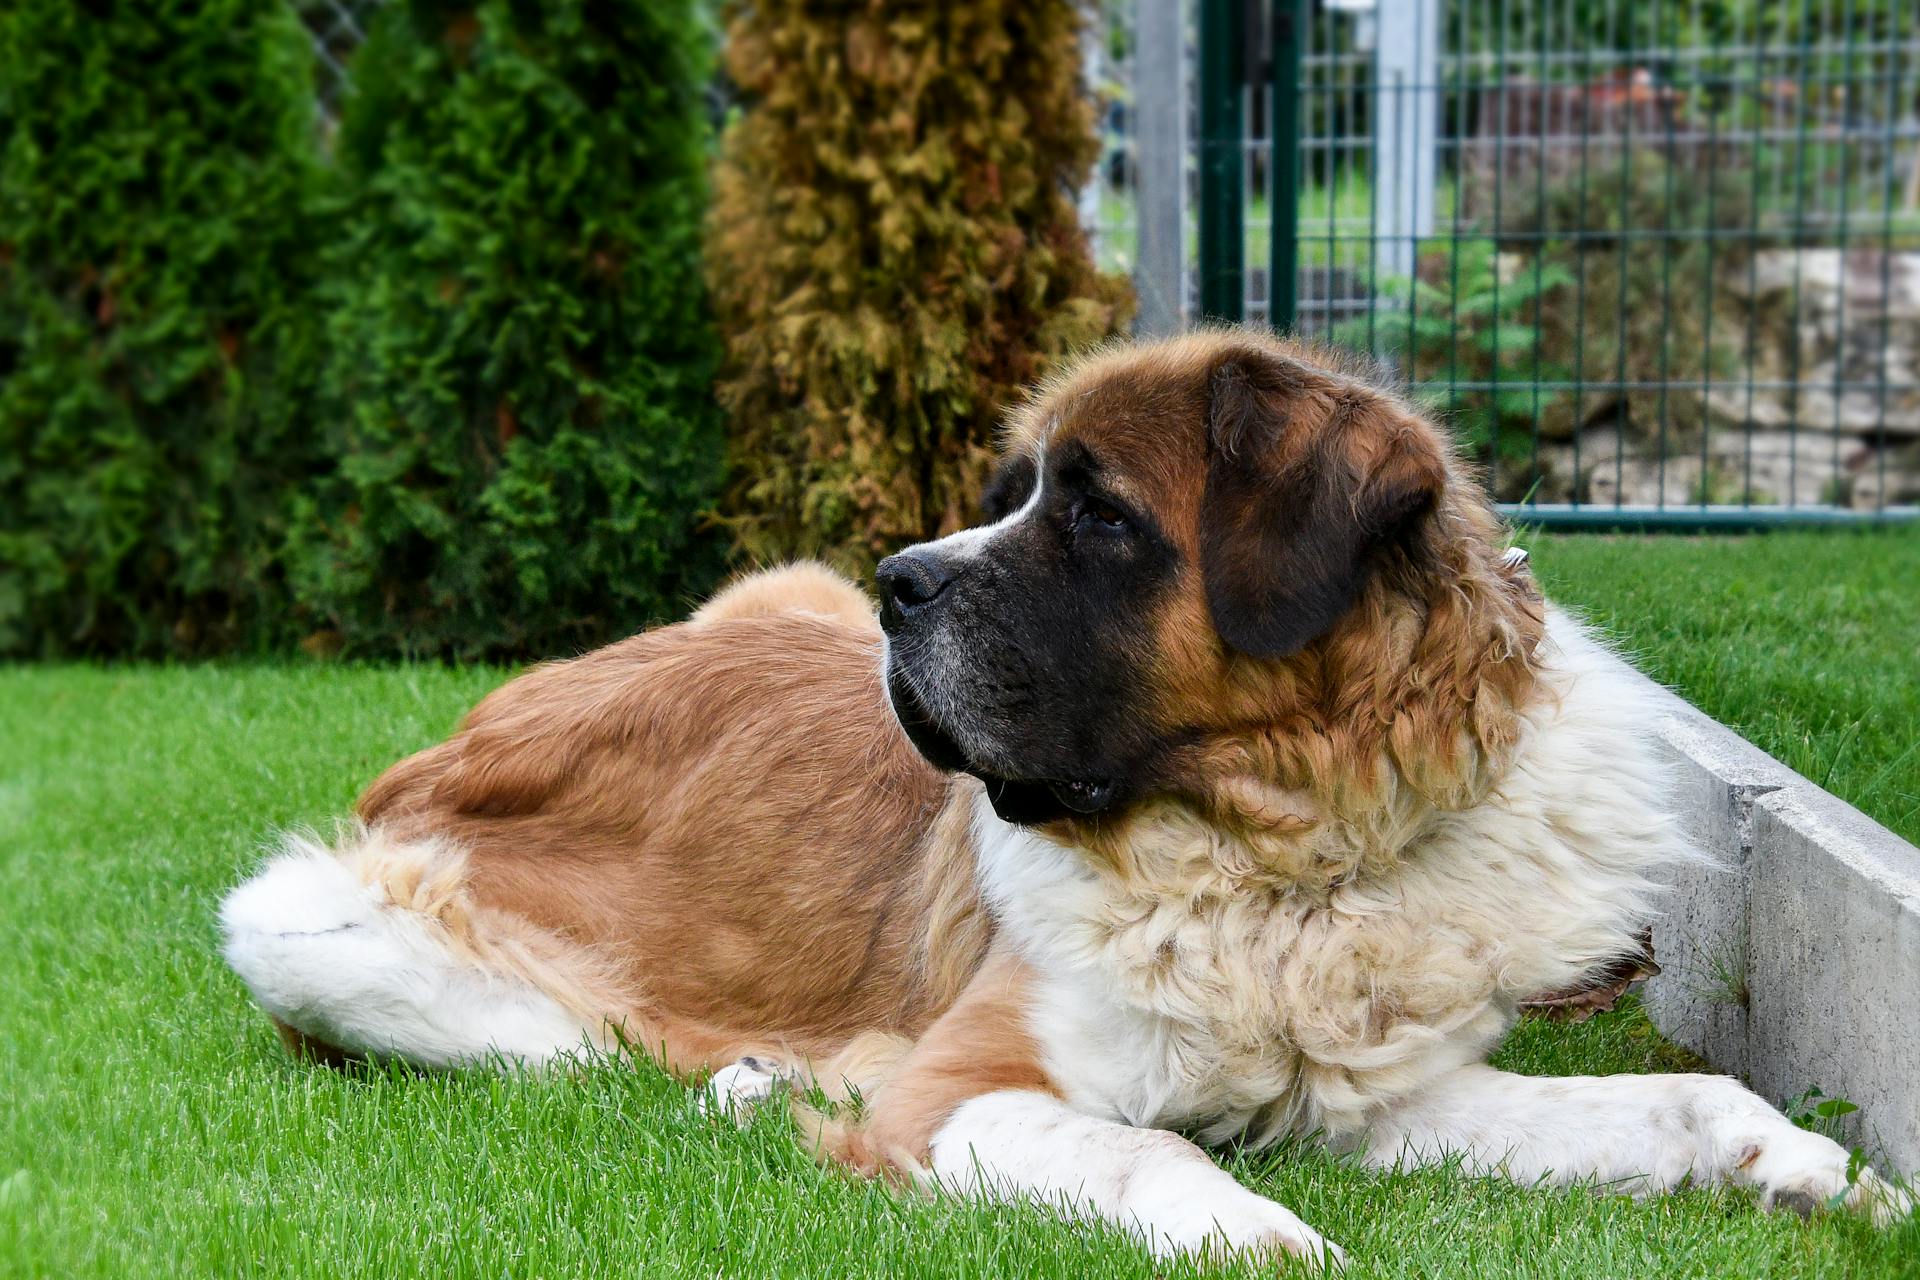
<box><xmin>1714</xmin><ymin>249</ymin><xmax>1920</xmax><ymax>439</ymax></box>
<box><xmin>1848</xmin><ymin>441</ymin><xmax>1920</xmax><ymax>508</ymax></box>
<box><xmin>1520</xmin><ymin>248</ymin><xmax>1920</xmax><ymax>507</ymax></box>
<box><xmin>1542</xmin><ymin>427</ymin><xmax>1876</xmax><ymax>507</ymax></box>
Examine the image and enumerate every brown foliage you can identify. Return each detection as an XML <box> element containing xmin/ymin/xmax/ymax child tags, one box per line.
<box><xmin>708</xmin><ymin>0</ymin><xmax>1134</xmax><ymax>571</ymax></box>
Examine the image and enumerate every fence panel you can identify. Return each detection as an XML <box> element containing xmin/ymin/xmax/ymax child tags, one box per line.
<box><xmin>1173</xmin><ymin>0</ymin><xmax>1920</xmax><ymax>524</ymax></box>
<box><xmin>297</xmin><ymin>0</ymin><xmax>379</xmax><ymax>118</ymax></box>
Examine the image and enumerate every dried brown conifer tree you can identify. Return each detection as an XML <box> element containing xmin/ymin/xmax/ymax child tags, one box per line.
<box><xmin>709</xmin><ymin>0</ymin><xmax>1133</xmax><ymax>571</ymax></box>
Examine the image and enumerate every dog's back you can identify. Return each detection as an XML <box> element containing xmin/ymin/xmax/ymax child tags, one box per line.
<box><xmin>223</xmin><ymin>597</ymin><xmax>974</xmax><ymax>1070</ymax></box>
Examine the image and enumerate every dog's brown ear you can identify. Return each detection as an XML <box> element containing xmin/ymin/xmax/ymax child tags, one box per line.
<box><xmin>1201</xmin><ymin>352</ymin><xmax>1446</xmax><ymax>658</ymax></box>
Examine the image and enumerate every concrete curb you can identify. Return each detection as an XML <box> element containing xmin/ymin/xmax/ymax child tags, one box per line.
<box><xmin>1610</xmin><ymin>653</ymin><xmax>1920</xmax><ymax>1176</ymax></box>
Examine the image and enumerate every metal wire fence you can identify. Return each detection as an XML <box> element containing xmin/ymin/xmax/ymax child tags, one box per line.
<box><xmin>296</xmin><ymin>0</ymin><xmax>379</xmax><ymax>117</ymax></box>
<box><xmin>296</xmin><ymin>0</ymin><xmax>1917</xmax><ymax>522</ymax></box>
<box><xmin>1163</xmin><ymin>0</ymin><xmax>1920</xmax><ymax>523</ymax></box>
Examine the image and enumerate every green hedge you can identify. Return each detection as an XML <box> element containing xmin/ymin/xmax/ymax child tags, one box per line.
<box><xmin>0</xmin><ymin>0</ymin><xmax>723</xmax><ymax>660</ymax></box>
<box><xmin>287</xmin><ymin>0</ymin><xmax>724</xmax><ymax>658</ymax></box>
<box><xmin>0</xmin><ymin>0</ymin><xmax>327</xmax><ymax>657</ymax></box>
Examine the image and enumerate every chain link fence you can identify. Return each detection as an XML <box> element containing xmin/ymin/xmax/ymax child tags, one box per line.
<box><xmin>1132</xmin><ymin>0</ymin><xmax>1920</xmax><ymax>522</ymax></box>
<box><xmin>296</xmin><ymin>0</ymin><xmax>380</xmax><ymax>117</ymax></box>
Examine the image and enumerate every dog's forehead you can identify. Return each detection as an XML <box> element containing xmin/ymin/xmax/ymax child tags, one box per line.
<box><xmin>1003</xmin><ymin>336</ymin><xmax>1384</xmax><ymax>474</ymax></box>
<box><xmin>1004</xmin><ymin>353</ymin><xmax>1212</xmax><ymax>504</ymax></box>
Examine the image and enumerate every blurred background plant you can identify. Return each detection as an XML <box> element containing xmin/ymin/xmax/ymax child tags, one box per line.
<box><xmin>0</xmin><ymin>0</ymin><xmax>326</xmax><ymax>657</ymax></box>
<box><xmin>1504</xmin><ymin>143</ymin><xmax>1759</xmax><ymax>474</ymax></box>
<box><xmin>284</xmin><ymin>0</ymin><xmax>723</xmax><ymax>659</ymax></box>
<box><xmin>1344</xmin><ymin>145</ymin><xmax>1758</xmax><ymax>500</ymax></box>
<box><xmin>0</xmin><ymin>0</ymin><xmax>1130</xmax><ymax>655</ymax></box>
<box><xmin>1335</xmin><ymin>240</ymin><xmax>1572</xmax><ymax>492</ymax></box>
<box><xmin>707</xmin><ymin>0</ymin><xmax>1132</xmax><ymax>573</ymax></box>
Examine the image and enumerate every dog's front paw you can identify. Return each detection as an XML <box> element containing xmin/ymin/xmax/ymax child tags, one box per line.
<box><xmin>699</xmin><ymin>1055</ymin><xmax>792</xmax><ymax>1125</ymax></box>
<box><xmin>1141</xmin><ymin>1180</ymin><xmax>1345</xmax><ymax>1270</ymax></box>
<box><xmin>1728</xmin><ymin>1120</ymin><xmax>1914</xmax><ymax>1226</ymax></box>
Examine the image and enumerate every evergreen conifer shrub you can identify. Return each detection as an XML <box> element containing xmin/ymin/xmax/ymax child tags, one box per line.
<box><xmin>709</xmin><ymin>0</ymin><xmax>1133</xmax><ymax>570</ymax></box>
<box><xmin>0</xmin><ymin>0</ymin><xmax>326</xmax><ymax>656</ymax></box>
<box><xmin>292</xmin><ymin>0</ymin><xmax>724</xmax><ymax>658</ymax></box>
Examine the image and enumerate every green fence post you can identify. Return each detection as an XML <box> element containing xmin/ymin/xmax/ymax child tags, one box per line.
<box><xmin>1269</xmin><ymin>0</ymin><xmax>1302</xmax><ymax>332</ymax></box>
<box><xmin>1198</xmin><ymin>0</ymin><xmax>1244</xmax><ymax>322</ymax></box>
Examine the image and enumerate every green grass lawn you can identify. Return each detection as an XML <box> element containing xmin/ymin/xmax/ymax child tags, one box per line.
<box><xmin>1531</xmin><ymin>525</ymin><xmax>1920</xmax><ymax>847</ymax></box>
<box><xmin>4</xmin><ymin>528</ymin><xmax>1918</xmax><ymax>1277</ymax></box>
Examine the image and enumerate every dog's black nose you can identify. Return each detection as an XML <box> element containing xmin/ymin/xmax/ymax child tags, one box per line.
<box><xmin>876</xmin><ymin>551</ymin><xmax>954</xmax><ymax>625</ymax></box>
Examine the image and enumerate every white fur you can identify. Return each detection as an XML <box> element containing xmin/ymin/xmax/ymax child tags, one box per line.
<box><xmin>219</xmin><ymin>834</ymin><xmax>587</xmax><ymax>1067</ymax></box>
<box><xmin>701</xmin><ymin>1056</ymin><xmax>790</xmax><ymax>1125</ymax></box>
<box><xmin>1367</xmin><ymin>1064</ymin><xmax>1911</xmax><ymax>1223</ymax></box>
<box><xmin>945</xmin><ymin>611</ymin><xmax>1909</xmax><ymax>1244</ymax></box>
<box><xmin>929</xmin><ymin>1090</ymin><xmax>1341</xmax><ymax>1266</ymax></box>
<box><xmin>914</xmin><ymin>445</ymin><xmax>1047</xmax><ymax>562</ymax></box>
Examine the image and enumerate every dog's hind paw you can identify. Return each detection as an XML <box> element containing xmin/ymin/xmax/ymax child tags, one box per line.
<box><xmin>700</xmin><ymin>1056</ymin><xmax>792</xmax><ymax>1125</ymax></box>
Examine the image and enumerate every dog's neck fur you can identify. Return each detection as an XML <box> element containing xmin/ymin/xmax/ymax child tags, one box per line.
<box><xmin>969</xmin><ymin>612</ymin><xmax>1678</xmax><ymax>1144</ymax></box>
<box><xmin>1065</xmin><ymin>493</ymin><xmax>1547</xmax><ymax>896</ymax></box>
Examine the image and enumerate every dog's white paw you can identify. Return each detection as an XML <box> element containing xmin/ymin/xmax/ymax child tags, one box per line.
<box><xmin>1727</xmin><ymin>1118</ymin><xmax>1915</xmax><ymax>1226</ymax></box>
<box><xmin>1140</xmin><ymin>1176</ymin><xmax>1344</xmax><ymax>1269</ymax></box>
<box><xmin>700</xmin><ymin>1055</ymin><xmax>790</xmax><ymax>1125</ymax></box>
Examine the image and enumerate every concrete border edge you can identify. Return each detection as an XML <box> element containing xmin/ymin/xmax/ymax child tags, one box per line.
<box><xmin>1596</xmin><ymin>651</ymin><xmax>1920</xmax><ymax>1176</ymax></box>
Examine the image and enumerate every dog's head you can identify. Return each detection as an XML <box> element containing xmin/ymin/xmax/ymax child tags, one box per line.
<box><xmin>878</xmin><ymin>331</ymin><xmax>1543</xmax><ymax>830</ymax></box>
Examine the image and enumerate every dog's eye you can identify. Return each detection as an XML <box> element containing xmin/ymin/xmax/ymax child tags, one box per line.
<box><xmin>1075</xmin><ymin>498</ymin><xmax>1131</xmax><ymax>535</ymax></box>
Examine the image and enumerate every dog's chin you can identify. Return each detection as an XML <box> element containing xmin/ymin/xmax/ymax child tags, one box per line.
<box><xmin>884</xmin><ymin>667</ymin><xmax>973</xmax><ymax>774</ymax></box>
<box><xmin>884</xmin><ymin>669</ymin><xmax>1120</xmax><ymax>827</ymax></box>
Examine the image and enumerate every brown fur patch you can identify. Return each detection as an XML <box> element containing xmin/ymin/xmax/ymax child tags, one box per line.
<box><xmin>798</xmin><ymin>949</ymin><xmax>1059</xmax><ymax>1179</ymax></box>
<box><xmin>692</xmin><ymin>561</ymin><xmax>880</xmax><ymax>632</ymax></box>
<box><xmin>354</xmin><ymin>612</ymin><xmax>985</xmax><ymax>1074</ymax></box>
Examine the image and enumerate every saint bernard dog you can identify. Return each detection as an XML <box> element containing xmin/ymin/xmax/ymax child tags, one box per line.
<box><xmin>221</xmin><ymin>331</ymin><xmax>1908</xmax><ymax>1264</ymax></box>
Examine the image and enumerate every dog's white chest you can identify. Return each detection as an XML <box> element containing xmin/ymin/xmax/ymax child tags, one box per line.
<box><xmin>969</xmin><ymin>623</ymin><xmax>1687</xmax><ymax>1144</ymax></box>
<box><xmin>1020</xmin><ymin>904</ymin><xmax>1329</xmax><ymax>1142</ymax></box>
<box><xmin>973</xmin><ymin>798</ymin><xmax>1468</xmax><ymax>1141</ymax></box>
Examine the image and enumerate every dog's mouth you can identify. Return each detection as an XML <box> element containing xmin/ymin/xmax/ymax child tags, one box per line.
<box><xmin>884</xmin><ymin>669</ymin><xmax>1119</xmax><ymax>826</ymax></box>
